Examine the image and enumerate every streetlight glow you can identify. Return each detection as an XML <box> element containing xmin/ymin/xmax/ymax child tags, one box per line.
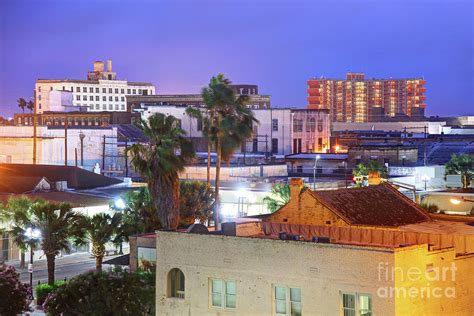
<box><xmin>114</xmin><ymin>197</ymin><xmax>126</xmax><ymax>210</ymax></box>
<box><xmin>450</xmin><ymin>198</ymin><xmax>462</xmax><ymax>205</ymax></box>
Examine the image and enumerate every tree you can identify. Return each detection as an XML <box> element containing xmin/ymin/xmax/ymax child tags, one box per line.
<box><xmin>0</xmin><ymin>263</ymin><xmax>30</xmax><ymax>315</ymax></box>
<box><xmin>27</xmin><ymin>100</ymin><xmax>34</xmax><ymax>112</ymax></box>
<box><xmin>17</xmin><ymin>98</ymin><xmax>27</xmax><ymax>113</ymax></box>
<box><xmin>128</xmin><ymin>113</ymin><xmax>195</xmax><ymax>230</ymax></box>
<box><xmin>179</xmin><ymin>181</ymin><xmax>215</xmax><ymax>227</ymax></box>
<box><xmin>0</xmin><ymin>196</ymin><xmax>35</xmax><ymax>268</ymax></box>
<box><xmin>352</xmin><ymin>161</ymin><xmax>388</xmax><ymax>178</ymax></box>
<box><xmin>263</xmin><ymin>184</ymin><xmax>292</xmax><ymax>213</ymax></box>
<box><xmin>20</xmin><ymin>201</ymin><xmax>83</xmax><ymax>285</ymax></box>
<box><xmin>79</xmin><ymin>213</ymin><xmax>122</xmax><ymax>271</ymax></box>
<box><xmin>44</xmin><ymin>270</ymin><xmax>155</xmax><ymax>316</ymax></box>
<box><xmin>200</xmin><ymin>74</ymin><xmax>258</xmax><ymax>227</ymax></box>
<box><xmin>445</xmin><ymin>154</ymin><xmax>474</xmax><ymax>189</ymax></box>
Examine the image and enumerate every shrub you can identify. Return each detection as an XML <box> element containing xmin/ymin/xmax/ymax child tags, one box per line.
<box><xmin>35</xmin><ymin>280</ymin><xmax>65</xmax><ymax>305</ymax></box>
<box><xmin>44</xmin><ymin>270</ymin><xmax>155</xmax><ymax>316</ymax></box>
<box><xmin>0</xmin><ymin>263</ymin><xmax>30</xmax><ymax>315</ymax></box>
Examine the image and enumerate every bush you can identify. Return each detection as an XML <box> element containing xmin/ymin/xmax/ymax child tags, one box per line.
<box><xmin>44</xmin><ymin>270</ymin><xmax>155</xmax><ymax>316</ymax></box>
<box><xmin>0</xmin><ymin>263</ymin><xmax>30</xmax><ymax>315</ymax></box>
<box><xmin>35</xmin><ymin>280</ymin><xmax>65</xmax><ymax>305</ymax></box>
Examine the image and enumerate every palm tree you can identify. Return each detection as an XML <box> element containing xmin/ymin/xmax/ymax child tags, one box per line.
<box><xmin>263</xmin><ymin>184</ymin><xmax>292</xmax><ymax>213</ymax></box>
<box><xmin>128</xmin><ymin>113</ymin><xmax>195</xmax><ymax>230</ymax></box>
<box><xmin>80</xmin><ymin>213</ymin><xmax>122</xmax><ymax>271</ymax></box>
<box><xmin>20</xmin><ymin>201</ymin><xmax>83</xmax><ymax>285</ymax></box>
<box><xmin>200</xmin><ymin>74</ymin><xmax>258</xmax><ymax>227</ymax></box>
<box><xmin>0</xmin><ymin>196</ymin><xmax>34</xmax><ymax>268</ymax></box>
<box><xmin>445</xmin><ymin>154</ymin><xmax>473</xmax><ymax>189</ymax></box>
<box><xmin>17</xmin><ymin>98</ymin><xmax>27</xmax><ymax>113</ymax></box>
<box><xmin>27</xmin><ymin>100</ymin><xmax>34</xmax><ymax>112</ymax></box>
<box><xmin>179</xmin><ymin>181</ymin><xmax>215</xmax><ymax>227</ymax></box>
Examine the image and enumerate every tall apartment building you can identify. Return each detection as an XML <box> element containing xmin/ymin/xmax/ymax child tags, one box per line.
<box><xmin>35</xmin><ymin>60</ymin><xmax>155</xmax><ymax>114</ymax></box>
<box><xmin>308</xmin><ymin>72</ymin><xmax>426</xmax><ymax>122</ymax></box>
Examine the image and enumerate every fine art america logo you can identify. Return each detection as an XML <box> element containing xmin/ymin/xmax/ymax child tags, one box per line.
<box><xmin>377</xmin><ymin>262</ymin><xmax>457</xmax><ymax>299</ymax></box>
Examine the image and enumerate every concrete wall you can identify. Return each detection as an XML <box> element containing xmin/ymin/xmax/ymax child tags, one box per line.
<box><xmin>0</xmin><ymin>126</ymin><xmax>119</xmax><ymax>171</ymax></box>
<box><xmin>332</xmin><ymin>121</ymin><xmax>446</xmax><ymax>134</ymax></box>
<box><xmin>180</xmin><ymin>164</ymin><xmax>287</xmax><ymax>182</ymax></box>
<box><xmin>155</xmin><ymin>231</ymin><xmax>396</xmax><ymax>316</ymax></box>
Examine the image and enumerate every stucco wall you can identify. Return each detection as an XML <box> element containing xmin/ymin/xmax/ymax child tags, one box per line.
<box><xmin>155</xmin><ymin>231</ymin><xmax>396</xmax><ymax>316</ymax></box>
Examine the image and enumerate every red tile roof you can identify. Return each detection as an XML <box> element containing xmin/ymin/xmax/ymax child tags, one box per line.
<box><xmin>311</xmin><ymin>183</ymin><xmax>431</xmax><ymax>227</ymax></box>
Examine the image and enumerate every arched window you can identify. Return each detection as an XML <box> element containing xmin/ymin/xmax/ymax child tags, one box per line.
<box><xmin>168</xmin><ymin>268</ymin><xmax>185</xmax><ymax>299</ymax></box>
<box><xmin>317</xmin><ymin>119</ymin><xmax>324</xmax><ymax>132</ymax></box>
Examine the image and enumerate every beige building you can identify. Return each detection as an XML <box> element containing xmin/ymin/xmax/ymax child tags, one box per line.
<box><xmin>155</xmin><ymin>227</ymin><xmax>474</xmax><ymax>315</ymax></box>
<box><xmin>35</xmin><ymin>60</ymin><xmax>155</xmax><ymax>113</ymax></box>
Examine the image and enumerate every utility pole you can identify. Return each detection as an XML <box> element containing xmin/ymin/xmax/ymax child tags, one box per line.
<box><xmin>75</xmin><ymin>148</ymin><xmax>78</xmax><ymax>167</ymax></box>
<box><xmin>79</xmin><ymin>132</ymin><xmax>85</xmax><ymax>166</ymax></box>
<box><xmin>64</xmin><ymin>114</ymin><xmax>68</xmax><ymax>166</ymax></box>
<box><xmin>33</xmin><ymin>90</ymin><xmax>37</xmax><ymax>164</ymax></box>
<box><xmin>102</xmin><ymin>135</ymin><xmax>106</xmax><ymax>172</ymax></box>
<box><xmin>423</xmin><ymin>125</ymin><xmax>427</xmax><ymax>166</ymax></box>
<box><xmin>125</xmin><ymin>139</ymin><xmax>129</xmax><ymax>177</ymax></box>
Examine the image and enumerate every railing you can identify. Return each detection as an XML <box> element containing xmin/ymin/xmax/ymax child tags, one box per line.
<box><xmin>176</xmin><ymin>291</ymin><xmax>185</xmax><ymax>299</ymax></box>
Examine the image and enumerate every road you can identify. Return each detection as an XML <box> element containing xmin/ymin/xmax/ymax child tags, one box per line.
<box><xmin>10</xmin><ymin>253</ymin><xmax>97</xmax><ymax>285</ymax></box>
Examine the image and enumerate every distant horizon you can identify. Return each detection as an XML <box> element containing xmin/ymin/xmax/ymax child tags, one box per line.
<box><xmin>1</xmin><ymin>0</ymin><xmax>473</xmax><ymax>118</ymax></box>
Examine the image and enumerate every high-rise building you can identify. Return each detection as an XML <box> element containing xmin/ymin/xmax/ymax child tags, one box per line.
<box><xmin>307</xmin><ymin>72</ymin><xmax>426</xmax><ymax>122</ymax></box>
<box><xmin>35</xmin><ymin>60</ymin><xmax>155</xmax><ymax>113</ymax></box>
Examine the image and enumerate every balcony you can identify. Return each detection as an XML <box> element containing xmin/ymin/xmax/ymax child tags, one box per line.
<box><xmin>307</xmin><ymin>88</ymin><xmax>321</xmax><ymax>96</ymax></box>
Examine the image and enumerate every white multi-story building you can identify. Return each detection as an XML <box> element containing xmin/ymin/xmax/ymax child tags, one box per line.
<box><xmin>135</xmin><ymin>105</ymin><xmax>331</xmax><ymax>155</ymax></box>
<box><xmin>35</xmin><ymin>60</ymin><xmax>155</xmax><ymax>113</ymax></box>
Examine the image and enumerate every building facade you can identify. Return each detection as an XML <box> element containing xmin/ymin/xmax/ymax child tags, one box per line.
<box><xmin>135</xmin><ymin>105</ymin><xmax>331</xmax><ymax>155</ymax></box>
<box><xmin>127</xmin><ymin>84</ymin><xmax>270</xmax><ymax>111</ymax></box>
<box><xmin>35</xmin><ymin>60</ymin><xmax>155</xmax><ymax>113</ymax></box>
<box><xmin>155</xmin><ymin>229</ymin><xmax>474</xmax><ymax>316</ymax></box>
<box><xmin>308</xmin><ymin>72</ymin><xmax>426</xmax><ymax>122</ymax></box>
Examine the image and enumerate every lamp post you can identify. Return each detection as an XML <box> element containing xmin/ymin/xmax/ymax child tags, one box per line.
<box><xmin>421</xmin><ymin>174</ymin><xmax>430</xmax><ymax>191</ymax></box>
<box><xmin>313</xmin><ymin>154</ymin><xmax>321</xmax><ymax>190</ymax></box>
<box><xmin>343</xmin><ymin>160</ymin><xmax>348</xmax><ymax>188</ymax></box>
<box><xmin>24</xmin><ymin>227</ymin><xmax>41</xmax><ymax>289</ymax></box>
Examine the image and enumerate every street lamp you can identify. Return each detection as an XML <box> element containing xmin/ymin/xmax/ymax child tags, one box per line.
<box><xmin>313</xmin><ymin>154</ymin><xmax>321</xmax><ymax>190</ymax></box>
<box><xmin>421</xmin><ymin>174</ymin><xmax>430</xmax><ymax>191</ymax></box>
<box><xmin>114</xmin><ymin>197</ymin><xmax>126</xmax><ymax>210</ymax></box>
<box><xmin>450</xmin><ymin>197</ymin><xmax>474</xmax><ymax>205</ymax></box>
<box><xmin>24</xmin><ymin>227</ymin><xmax>41</xmax><ymax>289</ymax></box>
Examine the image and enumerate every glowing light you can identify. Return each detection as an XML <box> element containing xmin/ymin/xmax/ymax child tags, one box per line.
<box><xmin>25</xmin><ymin>227</ymin><xmax>41</xmax><ymax>239</ymax></box>
<box><xmin>450</xmin><ymin>198</ymin><xmax>462</xmax><ymax>205</ymax></box>
<box><xmin>114</xmin><ymin>198</ymin><xmax>126</xmax><ymax>210</ymax></box>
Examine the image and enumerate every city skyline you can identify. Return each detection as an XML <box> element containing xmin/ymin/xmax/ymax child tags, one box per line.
<box><xmin>0</xmin><ymin>0</ymin><xmax>473</xmax><ymax>118</ymax></box>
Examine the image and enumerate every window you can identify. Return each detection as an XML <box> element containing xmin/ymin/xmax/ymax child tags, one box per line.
<box><xmin>272</xmin><ymin>119</ymin><xmax>279</xmax><ymax>131</ymax></box>
<box><xmin>121</xmin><ymin>89</ymin><xmax>124</xmax><ymax>94</ymax></box>
<box><xmin>210</xmin><ymin>279</ymin><xmax>236</xmax><ymax>309</ymax></box>
<box><xmin>127</xmin><ymin>88</ymin><xmax>131</xmax><ymax>94</ymax></box>
<box><xmin>132</xmin><ymin>89</ymin><xmax>136</xmax><ymax>94</ymax></box>
<box><xmin>76</xmin><ymin>87</ymin><xmax>80</xmax><ymax>92</ymax></box>
<box><xmin>197</xmin><ymin>118</ymin><xmax>203</xmax><ymax>131</ymax></box>
<box><xmin>83</xmin><ymin>87</ymin><xmax>87</xmax><ymax>93</ymax></box>
<box><xmin>109</xmin><ymin>88</ymin><xmax>112</xmax><ymax>93</ymax></box>
<box><xmin>62</xmin><ymin>86</ymin><xmax>65</xmax><ymax>90</ymax></box>
<box><xmin>168</xmin><ymin>268</ymin><xmax>185</xmax><ymax>299</ymax></box>
<box><xmin>307</xmin><ymin>117</ymin><xmax>316</xmax><ymax>132</ymax></box>
<box><xmin>115</xmin><ymin>104</ymin><xmax>119</xmax><ymax>110</ymax></box>
<box><xmin>115</xmin><ymin>96</ymin><xmax>118</xmax><ymax>101</ymax></box>
<box><xmin>82</xmin><ymin>95</ymin><xmax>87</xmax><ymax>101</ymax></box>
<box><xmin>89</xmin><ymin>87</ymin><xmax>93</xmax><ymax>93</ymax></box>
<box><xmin>115</xmin><ymin>88</ymin><xmax>119</xmax><ymax>93</ymax></box>
<box><xmin>293</xmin><ymin>119</ymin><xmax>303</xmax><ymax>132</ymax></box>
<box><xmin>341</xmin><ymin>292</ymin><xmax>372</xmax><ymax>316</ymax></box>
<box><xmin>50</xmin><ymin>87</ymin><xmax>53</xmax><ymax>91</ymax></box>
<box><xmin>102</xmin><ymin>96</ymin><xmax>106</xmax><ymax>101</ymax></box>
<box><xmin>96</xmin><ymin>87</ymin><xmax>99</xmax><ymax>93</ymax></box>
<box><xmin>102</xmin><ymin>104</ymin><xmax>106</xmax><ymax>110</ymax></box>
<box><xmin>102</xmin><ymin>88</ymin><xmax>106</xmax><ymax>93</ymax></box>
<box><xmin>95</xmin><ymin>96</ymin><xmax>99</xmax><ymax>101</ymax></box>
<box><xmin>38</xmin><ymin>86</ymin><xmax>41</xmax><ymax>92</ymax></box>
<box><xmin>138</xmin><ymin>89</ymin><xmax>142</xmax><ymax>94</ymax></box>
<box><xmin>274</xmin><ymin>286</ymin><xmax>301</xmax><ymax>316</ymax></box>
<box><xmin>272</xmin><ymin>138</ymin><xmax>278</xmax><ymax>154</ymax></box>
<box><xmin>95</xmin><ymin>104</ymin><xmax>100</xmax><ymax>110</ymax></box>
<box><xmin>317</xmin><ymin>119</ymin><xmax>324</xmax><ymax>132</ymax></box>
<box><xmin>109</xmin><ymin>96</ymin><xmax>113</xmax><ymax>101</ymax></box>
<box><xmin>121</xmin><ymin>104</ymin><xmax>125</xmax><ymax>110</ymax></box>
<box><xmin>38</xmin><ymin>95</ymin><xmax>41</xmax><ymax>100</ymax></box>
<box><xmin>89</xmin><ymin>96</ymin><xmax>93</xmax><ymax>101</ymax></box>
<box><xmin>109</xmin><ymin>104</ymin><xmax>113</xmax><ymax>110</ymax></box>
<box><xmin>121</xmin><ymin>96</ymin><xmax>125</xmax><ymax>101</ymax></box>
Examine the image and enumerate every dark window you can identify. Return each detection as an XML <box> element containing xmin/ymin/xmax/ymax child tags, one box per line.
<box><xmin>127</xmin><ymin>89</ymin><xmax>131</xmax><ymax>94</ymax></box>
<box><xmin>272</xmin><ymin>119</ymin><xmax>278</xmax><ymax>131</ymax></box>
<box><xmin>297</xmin><ymin>166</ymin><xmax>303</xmax><ymax>173</ymax></box>
<box><xmin>143</xmin><ymin>89</ymin><xmax>148</xmax><ymax>96</ymax></box>
<box><xmin>121</xmin><ymin>89</ymin><xmax>124</xmax><ymax>94</ymax></box>
<box><xmin>109</xmin><ymin>88</ymin><xmax>113</xmax><ymax>93</ymax></box>
<box><xmin>293</xmin><ymin>138</ymin><xmax>302</xmax><ymax>154</ymax></box>
<box><xmin>307</xmin><ymin>117</ymin><xmax>316</xmax><ymax>132</ymax></box>
<box><xmin>317</xmin><ymin>119</ymin><xmax>324</xmax><ymax>132</ymax></box>
<box><xmin>197</xmin><ymin>118</ymin><xmax>203</xmax><ymax>131</ymax></box>
<box><xmin>76</xmin><ymin>87</ymin><xmax>80</xmax><ymax>92</ymax></box>
<box><xmin>102</xmin><ymin>88</ymin><xmax>106</xmax><ymax>93</ymax></box>
<box><xmin>253</xmin><ymin>138</ymin><xmax>258</xmax><ymax>152</ymax></box>
<box><xmin>115</xmin><ymin>88</ymin><xmax>119</xmax><ymax>93</ymax></box>
<box><xmin>83</xmin><ymin>87</ymin><xmax>87</xmax><ymax>93</ymax></box>
<box><xmin>89</xmin><ymin>87</ymin><xmax>93</xmax><ymax>93</ymax></box>
<box><xmin>168</xmin><ymin>268</ymin><xmax>185</xmax><ymax>299</ymax></box>
<box><xmin>96</xmin><ymin>88</ymin><xmax>99</xmax><ymax>93</ymax></box>
<box><xmin>293</xmin><ymin>119</ymin><xmax>303</xmax><ymax>132</ymax></box>
<box><xmin>271</xmin><ymin>138</ymin><xmax>278</xmax><ymax>154</ymax></box>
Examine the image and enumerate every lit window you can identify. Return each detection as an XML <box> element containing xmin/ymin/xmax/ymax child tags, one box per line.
<box><xmin>168</xmin><ymin>268</ymin><xmax>185</xmax><ymax>299</ymax></box>
<box><xmin>274</xmin><ymin>285</ymin><xmax>301</xmax><ymax>316</ymax></box>
<box><xmin>211</xmin><ymin>279</ymin><xmax>236</xmax><ymax>309</ymax></box>
<box><xmin>341</xmin><ymin>292</ymin><xmax>372</xmax><ymax>316</ymax></box>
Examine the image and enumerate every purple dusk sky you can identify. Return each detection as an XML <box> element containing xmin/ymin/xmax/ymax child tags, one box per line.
<box><xmin>0</xmin><ymin>0</ymin><xmax>472</xmax><ymax>118</ymax></box>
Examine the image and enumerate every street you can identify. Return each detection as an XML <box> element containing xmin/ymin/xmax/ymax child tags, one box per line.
<box><xmin>9</xmin><ymin>253</ymin><xmax>97</xmax><ymax>285</ymax></box>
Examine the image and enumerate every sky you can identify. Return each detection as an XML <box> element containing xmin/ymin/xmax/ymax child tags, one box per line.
<box><xmin>0</xmin><ymin>0</ymin><xmax>473</xmax><ymax>118</ymax></box>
